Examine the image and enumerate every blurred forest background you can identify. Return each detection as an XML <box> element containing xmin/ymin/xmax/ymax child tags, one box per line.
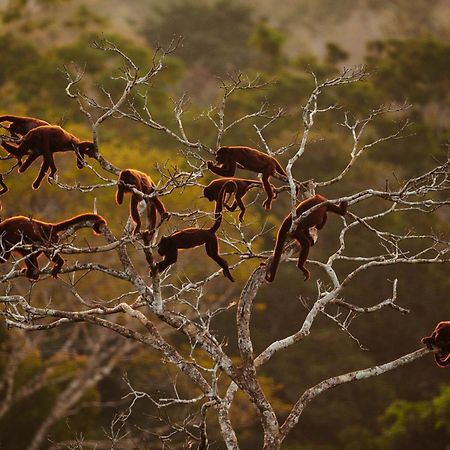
<box><xmin>0</xmin><ymin>0</ymin><xmax>449</xmax><ymax>448</ymax></box>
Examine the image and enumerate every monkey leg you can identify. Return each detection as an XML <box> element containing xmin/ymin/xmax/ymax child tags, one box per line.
<box><xmin>46</xmin><ymin>151</ymin><xmax>58</xmax><ymax>180</ymax></box>
<box><xmin>262</xmin><ymin>174</ymin><xmax>274</xmax><ymax>210</ymax></box>
<box><xmin>235</xmin><ymin>196</ymin><xmax>247</xmax><ymax>222</ymax></box>
<box><xmin>157</xmin><ymin>248</ymin><xmax>178</xmax><ymax>273</ymax></box>
<box><xmin>0</xmin><ymin>175</ymin><xmax>8</xmax><ymax>196</ymax></box>
<box><xmin>295</xmin><ymin>230</ymin><xmax>312</xmax><ymax>281</ymax></box>
<box><xmin>18</xmin><ymin>152</ymin><xmax>39</xmax><ymax>173</ymax></box>
<box><xmin>22</xmin><ymin>252</ymin><xmax>40</xmax><ymax>280</ymax></box>
<box><xmin>146</xmin><ymin>201</ymin><xmax>157</xmax><ymax>231</ymax></box>
<box><xmin>153</xmin><ymin>197</ymin><xmax>170</xmax><ymax>221</ymax></box>
<box><xmin>316</xmin><ymin>213</ymin><xmax>328</xmax><ymax>230</ymax></box>
<box><xmin>205</xmin><ymin>237</ymin><xmax>234</xmax><ymax>282</ymax></box>
<box><xmin>130</xmin><ymin>194</ymin><xmax>143</xmax><ymax>234</ymax></box>
<box><xmin>0</xmin><ymin>250</ymin><xmax>11</xmax><ymax>263</ymax></box>
<box><xmin>32</xmin><ymin>160</ymin><xmax>50</xmax><ymax>189</ymax></box>
<box><xmin>48</xmin><ymin>252</ymin><xmax>64</xmax><ymax>278</ymax></box>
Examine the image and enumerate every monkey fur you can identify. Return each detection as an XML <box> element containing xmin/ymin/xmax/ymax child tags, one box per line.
<box><xmin>207</xmin><ymin>146</ymin><xmax>286</xmax><ymax>210</ymax></box>
<box><xmin>0</xmin><ymin>213</ymin><xmax>106</xmax><ymax>280</ymax></box>
<box><xmin>203</xmin><ymin>177</ymin><xmax>278</xmax><ymax>222</ymax></box>
<box><xmin>157</xmin><ymin>184</ymin><xmax>234</xmax><ymax>281</ymax></box>
<box><xmin>0</xmin><ymin>115</ymin><xmax>49</xmax><ymax>138</ymax></box>
<box><xmin>116</xmin><ymin>169</ymin><xmax>169</xmax><ymax>234</ymax></box>
<box><xmin>266</xmin><ymin>194</ymin><xmax>348</xmax><ymax>282</ymax></box>
<box><xmin>1</xmin><ymin>125</ymin><xmax>96</xmax><ymax>189</ymax></box>
<box><xmin>422</xmin><ymin>321</ymin><xmax>450</xmax><ymax>368</ymax></box>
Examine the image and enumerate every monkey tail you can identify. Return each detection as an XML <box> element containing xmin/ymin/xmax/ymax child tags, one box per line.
<box><xmin>265</xmin><ymin>217</ymin><xmax>291</xmax><ymax>282</ymax></box>
<box><xmin>52</xmin><ymin>213</ymin><xmax>106</xmax><ymax>234</ymax></box>
<box><xmin>274</xmin><ymin>160</ymin><xmax>287</xmax><ymax>177</ymax></box>
<box><xmin>435</xmin><ymin>353</ymin><xmax>450</xmax><ymax>368</ymax></box>
<box><xmin>327</xmin><ymin>200</ymin><xmax>348</xmax><ymax>215</ymax></box>
<box><xmin>209</xmin><ymin>181</ymin><xmax>236</xmax><ymax>233</ymax></box>
<box><xmin>0</xmin><ymin>115</ymin><xmax>19</xmax><ymax>123</ymax></box>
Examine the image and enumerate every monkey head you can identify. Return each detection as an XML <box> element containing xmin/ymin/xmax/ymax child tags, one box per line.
<box><xmin>422</xmin><ymin>322</ymin><xmax>450</xmax><ymax>352</ymax></box>
<box><xmin>76</xmin><ymin>142</ymin><xmax>96</xmax><ymax>167</ymax></box>
<box><xmin>215</xmin><ymin>147</ymin><xmax>229</xmax><ymax>164</ymax></box>
<box><xmin>157</xmin><ymin>237</ymin><xmax>170</xmax><ymax>256</ymax></box>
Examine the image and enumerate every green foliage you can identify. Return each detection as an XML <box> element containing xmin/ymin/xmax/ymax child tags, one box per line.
<box><xmin>143</xmin><ymin>0</ymin><xmax>258</xmax><ymax>74</ymax></box>
<box><xmin>376</xmin><ymin>386</ymin><xmax>450</xmax><ymax>449</ymax></box>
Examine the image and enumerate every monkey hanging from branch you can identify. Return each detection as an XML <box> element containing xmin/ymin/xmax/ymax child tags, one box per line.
<box><xmin>0</xmin><ymin>213</ymin><xmax>106</xmax><ymax>280</ymax></box>
<box><xmin>0</xmin><ymin>115</ymin><xmax>50</xmax><ymax>139</ymax></box>
<box><xmin>1</xmin><ymin>125</ymin><xmax>96</xmax><ymax>189</ymax></box>
<box><xmin>203</xmin><ymin>177</ymin><xmax>278</xmax><ymax>222</ymax></box>
<box><xmin>116</xmin><ymin>169</ymin><xmax>170</xmax><ymax>234</ymax></box>
<box><xmin>265</xmin><ymin>194</ymin><xmax>348</xmax><ymax>282</ymax></box>
<box><xmin>207</xmin><ymin>146</ymin><xmax>286</xmax><ymax>210</ymax></box>
<box><xmin>421</xmin><ymin>321</ymin><xmax>450</xmax><ymax>368</ymax></box>
<box><xmin>156</xmin><ymin>183</ymin><xmax>234</xmax><ymax>282</ymax></box>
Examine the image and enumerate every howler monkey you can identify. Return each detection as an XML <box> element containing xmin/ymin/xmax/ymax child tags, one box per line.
<box><xmin>1</xmin><ymin>125</ymin><xmax>96</xmax><ymax>189</ymax></box>
<box><xmin>203</xmin><ymin>177</ymin><xmax>277</xmax><ymax>222</ymax></box>
<box><xmin>0</xmin><ymin>213</ymin><xmax>106</xmax><ymax>280</ymax></box>
<box><xmin>0</xmin><ymin>115</ymin><xmax>49</xmax><ymax>138</ymax></box>
<box><xmin>421</xmin><ymin>321</ymin><xmax>450</xmax><ymax>368</ymax></box>
<box><xmin>116</xmin><ymin>169</ymin><xmax>169</xmax><ymax>234</ymax></box>
<box><xmin>265</xmin><ymin>194</ymin><xmax>347</xmax><ymax>282</ymax></box>
<box><xmin>157</xmin><ymin>185</ymin><xmax>234</xmax><ymax>281</ymax></box>
<box><xmin>207</xmin><ymin>146</ymin><xmax>286</xmax><ymax>210</ymax></box>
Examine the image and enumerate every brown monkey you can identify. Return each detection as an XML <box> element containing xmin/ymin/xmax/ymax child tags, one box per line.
<box><xmin>157</xmin><ymin>184</ymin><xmax>234</xmax><ymax>281</ymax></box>
<box><xmin>207</xmin><ymin>146</ymin><xmax>286</xmax><ymax>210</ymax></box>
<box><xmin>266</xmin><ymin>194</ymin><xmax>347</xmax><ymax>282</ymax></box>
<box><xmin>0</xmin><ymin>213</ymin><xmax>106</xmax><ymax>280</ymax></box>
<box><xmin>0</xmin><ymin>115</ymin><xmax>49</xmax><ymax>138</ymax></box>
<box><xmin>421</xmin><ymin>321</ymin><xmax>450</xmax><ymax>368</ymax></box>
<box><xmin>203</xmin><ymin>177</ymin><xmax>278</xmax><ymax>222</ymax></box>
<box><xmin>1</xmin><ymin>125</ymin><xmax>96</xmax><ymax>189</ymax></box>
<box><xmin>116</xmin><ymin>169</ymin><xmax>169</xmax><ymax>234</ymax></box>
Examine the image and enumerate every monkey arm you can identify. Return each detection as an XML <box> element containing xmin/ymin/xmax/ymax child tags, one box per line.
<box><xmin>116</xmin><ymin>183</ymin><xmax>125</xmax><ymax>204</ymax></box>
<box><xmin>158</xmin><ymin>248</ymin><xmax>178</xmax><ymax>272</ymax></box>
<box><xmin>130</xmin><ymin>194</ymin><xmax>143</xmax><ymax>234</ymax></box>
<box><xmin>295</xmin><ymin>229</ymin><xmax>312</xmax><ymax>281</ymax></box>
<box><xmin>207</xmin><ymin>160</ymin><xmax>236</xmax><ymax>177</ymax></box>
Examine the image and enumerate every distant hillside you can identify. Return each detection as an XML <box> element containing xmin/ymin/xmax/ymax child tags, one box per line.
<box><xmin>1</xmin><ymin>0</ymin><xmax>449</xmax><ymax>64</ymax></box>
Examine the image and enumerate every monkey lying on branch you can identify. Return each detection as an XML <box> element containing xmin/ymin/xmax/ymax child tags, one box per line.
<box><xmin>266</xmin><ymin>194</ymin><xmax>347</xmax><ymax>282</ymax></box>
<box><xmin>1</xmin><ymin>125</ymin><xmax>96</xmax><ymax>189</ymax></box>
<box><xmin>156</xmin><ymin>184</ymin><xmax>234</xmax><ymax>282</ymax></box>
<box><xmin>422</xmin><ymin>321</ymin><xmax>450</xmax><ymax>368</ymax></box>
<box><xmin>0</xmin><ymin>213</ymin><xmax>106</xmax><ymax>280</ymax></box>
<box><xmin>0</xmin><ymin>115</ymin><xmax>49</xmax><ymax>138</ymax></box>
<box><xmin>116</xmin><ymin>169</ymin><xmax>169</xmax><ymax>234</ymax></box>
<box><xmin>207</xmin><ymin>146</ymin><xmax>286</xmax><ymax>210</ymax></box>
<box><xmin>203</xmin><ymin>177</ymin><xmax>278</xmax><ymax>222</ymax></box>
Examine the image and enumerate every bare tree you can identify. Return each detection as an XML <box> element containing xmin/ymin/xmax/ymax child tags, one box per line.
<box><xmin>1</xmin><ymin>40</ymin><xmax>448</xmax><ymax>449</ymax></box>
